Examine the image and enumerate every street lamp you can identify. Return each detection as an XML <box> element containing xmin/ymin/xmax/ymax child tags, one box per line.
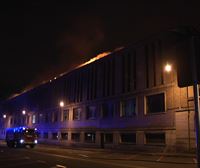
<box><xmin>164</xmin><ymin>63</ymin><xmax>172</xmax><ymax>73</ymax></box>
<box><xmin>22</xmin><ymin>110</ymin><xmax>26</xmax><ymax>115</ymax></box>
<box><xmin>3</xmin><ymin>114</ymin><xmax>6</xmax><ymax>119</ymax></box>
<box><xmin>59</xmin><ymin>101</ymin><xmax>64</xmax><ymax>107</ymax></box>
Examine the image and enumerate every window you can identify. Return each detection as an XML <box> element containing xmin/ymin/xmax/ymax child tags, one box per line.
<box><xmin>37</xmin><ymin>132</ymin><xmax>41</xmax><ymax>138</ymax></box>
<box><xmin>32</xmin><ymin>115</ymin><xmax>36</xmax><ymax>124</ymax></box>
<box><xmin>71</xmin><ymin>133</ymin><xmax>80</xmax><ymax>142</ymax></box>
<box><xmin>120</xmin><ymin>133</ymin><xmax>136</xmax><ymax>143</ymax></box>
<box><xmin>105</xmin><ymin>133</ymin><xmax>113</xmax><ymax>144</ymax></box>
<box><xmin>52</xmin><ymin>132</ymin><xmax>58</xmax><ymax>140</ymax></box>
<box><xmin>73</xmin><ymin>108</ymin><xmax>81</xmax><ymax>120</ymax></box>
<box><xmin>101</xmin><ymin>103</ymin><xmax>114</xmax><ymax>118</ymax></box>
<box><xmin>52</xmin><ymin>112</ymin><xmax>58</xmax><ymax>122</ymax></box>
<box><xmin>27</xmin><ymin>116</ymin><xmax>30</xmax><ymax>124</ymax></box>
<box><xmin>10</xmin><ymin>118</ymin><xmax>13</xmax><ymax>125</ymax></box>
<box><xmin>146</xmin><ymin>93</ymin><xmax>165</xmax><ymax>114</ymax></box>
<box><xmin>145</xmin><ymin>45</ymin><xmax>149</xmax><ymax>88</ymax></box>
<box><xmin>85</xmin><ymin>133</ymin><xmax>95</xmax><ymax>143</ymax></box>
<box><xmin>44</xmin><ymin>132</ymin><xmax>48</xmax><ymax>139</ymax></box>
<box><xmin>145</xmin><ymin>133</ymin><xmax>165</xmax><ymax>144</ymax></box>
<box><xmin>86</xmin><ymin>106</ymin><xmax>96</xmax><ymax>120</ymax></box>
<box><xmin>14</xmin><ymin>117</ymin><xmax>16</xmax><ymax>125</ymax></box>
<box><xmin>63</xmin><ymin>109</ymin><xmax>69</xmax><ymax>121</ymax></box>
<box><xmin>45</xmin><ymin>114</ymin><xmax>49</xmax><ymax>123</ymax></box>
<box><xmin>61</xmin><ymin>133</ymin><xmax>68</xmax><ymax>140</ymax></box>
<box><xmin>22</xmin><ymin>117</ymin><xmax>26</xmax><ymax>124</ymax></box>
<box><xmin>120</xmin><ymin>98</ymin><xmax>136</xmax><ymax>117</ymax></box>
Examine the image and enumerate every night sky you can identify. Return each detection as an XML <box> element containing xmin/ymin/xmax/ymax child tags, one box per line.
<box><xmin>0</xmin><ymin>1</ymin><xmax>200</xmax><ymax>100</ymax></box>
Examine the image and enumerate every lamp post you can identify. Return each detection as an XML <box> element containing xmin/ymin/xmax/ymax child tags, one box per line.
<box><xmin>165</xmin><ymin>58</ymin><xmax>200</xmax><ymax>167</ymax></box>
<box><xmin>190</xmin><ymin>36</ymin><xmax>200</xmax><ymax>168</ymax></box>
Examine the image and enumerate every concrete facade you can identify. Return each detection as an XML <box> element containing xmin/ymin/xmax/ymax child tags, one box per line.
<box><xmin>0</xmin><ymin>31</ymin><xmax>197</xmax><ymax>152</ymax></box>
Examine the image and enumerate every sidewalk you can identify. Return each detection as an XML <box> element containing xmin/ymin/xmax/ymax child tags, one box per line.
<box><xmin>0</xmin><ymin>139</ymin><xmax>196</xmax><ymax>158</ymax></box>
<box><xmin>37</xmin><ymin>141</ymin><xmax>196</xmax><ymax>158</ymax></box>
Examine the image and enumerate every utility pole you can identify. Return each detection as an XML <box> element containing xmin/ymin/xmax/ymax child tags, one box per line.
<box><xmin>191</xmin><ymin>36</ymin><xmax>200</xmax><ymax>168</ymax></box>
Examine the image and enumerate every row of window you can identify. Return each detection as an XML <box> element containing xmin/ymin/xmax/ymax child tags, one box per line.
<box><xmin>9</xmin><ymin>92</ymin><xmax>165</xmax><ymax>125</ymax></box>
<box><xmin>63</xmin><ymin>92</ymin><xmax>165</xmax><ymax>121</ymax></box>
<box><xmin>39</xmin><ymin>132</ymin><xmax>166</xmax><ymax>145</ymax></box>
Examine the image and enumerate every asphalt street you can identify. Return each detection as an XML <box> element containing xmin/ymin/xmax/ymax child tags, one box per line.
<box><xmin>0</xmin><ymin>141</ymin><xmax>197</xmax><ymax>168</ymax></box>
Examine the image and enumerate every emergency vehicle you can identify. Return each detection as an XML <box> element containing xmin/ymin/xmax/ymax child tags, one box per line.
<box><xmin>5</xmin><ymin>127</ymin><xmax>38</xmax><ymax>148</ymax></box>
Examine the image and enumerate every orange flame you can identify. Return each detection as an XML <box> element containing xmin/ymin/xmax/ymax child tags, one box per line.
<box><xmin>8</xmin><ymin>48</ymin><xmax>127</xmax><ymax>100</ymax></box>
<box><xmin>77</xmin><ymin>51</ymin><xmax>111</xmax><ymax>68</ymax></box>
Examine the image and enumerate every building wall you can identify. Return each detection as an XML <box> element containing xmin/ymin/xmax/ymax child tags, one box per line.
<box><xmin>0</xmin><ymin>32</ymin><xmax>196</xmax><ymax>152</ymax></box>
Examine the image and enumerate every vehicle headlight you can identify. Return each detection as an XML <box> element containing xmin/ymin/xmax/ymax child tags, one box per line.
<box><xmin>20</xmin><ymin>139</ymin><xmax>24</xmax><ymax>144</ymax></box>
<box><xmin>34</xmin><ymin>140</ymin><xmax>38</xmax><ymax>144</ymax></box>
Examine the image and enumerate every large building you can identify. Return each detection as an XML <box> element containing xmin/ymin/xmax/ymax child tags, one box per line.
<box><xmin>0</xmin><ymin>30</ymin><xmax>198</xmax><ymax>152</ymax></box>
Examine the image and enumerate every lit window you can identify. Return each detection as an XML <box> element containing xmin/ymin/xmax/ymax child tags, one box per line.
<box><xmin>86</xmin><ymin>106</ymin><xmax>96</xmax><ymax>120</ymax></box>
<box><xmin>146</xmin><ymin>93</ymin><xmax>165</xmax><ymax>114</ymax></box>
<box><xmin>120</xmin><ymin>98</ymin><xmax>136</xmax><ymax>117</ymax></box>
<box><xmin>32</xmin><ymin>115</ymin><xmax>36</xmax><ymax>124</ymax></box>
<box><xmin>73</xmin><ymin>108</ymin><xmax>81</xmax><ymax>120</ymax></box>
<box><xmin>85</xmin><ymin>132</ymin><xmax>96</xmax><ymax>143</ymax></box>
<box><xmin>63</xmin><ymin>109</ymin><xmax>69</xmax><ymax>121</ymax></box>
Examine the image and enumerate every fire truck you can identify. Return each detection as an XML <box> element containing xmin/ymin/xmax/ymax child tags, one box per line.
<box><xmin>5</xmin><ymin>127</ymin><xmax>38</xmax><ymax>148</ymax></box>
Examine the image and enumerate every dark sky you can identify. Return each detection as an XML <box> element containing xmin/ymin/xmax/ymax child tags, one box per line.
<box><xmin>0</xmin><ymin>0</ymin><xmax>200</xmax><ymax>100</ymax></box>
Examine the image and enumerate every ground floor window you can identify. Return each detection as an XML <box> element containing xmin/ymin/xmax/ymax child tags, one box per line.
<box><xmin>120</xmin><ymin>133</ymin><xmax>136</xmax><ymax>143</ymax></box>
<box><xmin>43</xmin><ymin>132</ymin><xmax>48</xmax><ymax>139</ymax></box>
<box><xmin>85</xmin><ymin>132</ymin><xmax>96</xmax><ymax>143</ymax></box>
<box><xmin>61</xmin><ymin>132</ymin><xmax>68</xmax><ymax>140</ymax></box>
<box><xmin>71</xmin><ymin>133</ymin><xmax>80</xmax><ymax>142</ymax></box>
<box><xmin>52</xmin><ymin>132</ymin><xmax>58</xmax><ymax>140</ymax></box>
<box><xmin>105</xmin><ymin>133</ymin><xmax>113</xmax><ymax>144</ymax></box>
<box><xmin>37</xmin><ymin>132</ymin><xmax>41</xmax><ymax>138</ymax></box>
<box><xmin>145</xmin><ymin>132</ymin><xmax>165</xmax><ymax>144</ymax></box>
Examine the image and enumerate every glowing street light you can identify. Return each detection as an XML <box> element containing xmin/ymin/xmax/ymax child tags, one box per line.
<box><xmin>22</xmin><ymin>110</ymin><xmax>26</xmax><ymax>115</ymax></box>
<box><xmin>59</xmin><ymin>101</ymin><xmax>64</xmax><ymax>107</ymax></box>
<box><xmin>3</xmin><ymin>114</ymin><xmax>6</xmax><ymax>119</ymax></box>
<box><xmin>164</xmin><ymin>63</ymin><xmax>172</xmax><ymax>73</ymax></box>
